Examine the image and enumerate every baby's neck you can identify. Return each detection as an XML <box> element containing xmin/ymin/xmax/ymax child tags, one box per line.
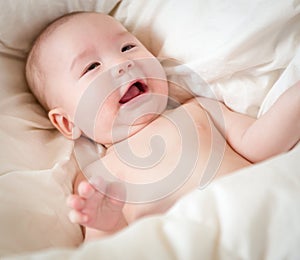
<box><xmin>104</xmin><ymin>114</ymin><xmax>163</xmax><ymax>152</ymax></box>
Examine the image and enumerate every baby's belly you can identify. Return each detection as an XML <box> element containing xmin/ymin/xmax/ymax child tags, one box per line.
<box><xmin>103</xmin><ymin>100</ymin><xmax>251</xmax><ymax>221</ymax></box>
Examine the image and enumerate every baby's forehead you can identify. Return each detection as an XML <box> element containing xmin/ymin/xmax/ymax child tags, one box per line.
<box><xmin>37</xmin><ymin>12</ymin><xmax>132</xmax><ymax>69</ymax></box>
<box><xmin>44</xmin><ymin>13</ymin><xmax>125</xmax><ymax>45</ymax></box>
<box><xmin>55</xmin><ymin>12</ymin><xmax>120</xmax><ymax>32</ymax></box>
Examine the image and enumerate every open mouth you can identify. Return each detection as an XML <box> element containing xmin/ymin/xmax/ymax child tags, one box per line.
<box><xmin>119</xmin><ymin>81</ymin><xmax>148</xmax><ymax>104</ymax></box>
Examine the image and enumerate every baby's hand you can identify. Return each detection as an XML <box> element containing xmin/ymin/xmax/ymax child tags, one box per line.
<box><xmin>67</xmin><ymin>178</ymin><xmax>127</xmax><ymax>232</ymax></box>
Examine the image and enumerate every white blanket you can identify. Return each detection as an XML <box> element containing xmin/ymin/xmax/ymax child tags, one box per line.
<box><xmin>6</xmin><ymin>144</ymin><xmax>300</xmax><ymax>259</ymax></box>
<box><xmin>0</xmin><ymin>0</ymin><xmax>299</xmax><ymax>259</ymax></box>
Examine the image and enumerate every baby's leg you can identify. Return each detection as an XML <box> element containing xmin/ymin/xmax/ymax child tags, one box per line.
<box><xmin>67</xmin><ymin>178</ymin><xmax>127</xmax><ymax>233</ymax></box>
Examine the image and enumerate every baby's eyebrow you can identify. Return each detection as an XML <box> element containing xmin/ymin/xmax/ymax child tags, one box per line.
<box><xmin>69</xmin><ymin>31</ymin><xmax>133</xmax><ymax>72</ymax></box>
<box><xmin>70</xmin><ymin>49</ymin><xmax>91</xmax><ymax>71</ymax></box>
<box><xmin>116</xmin><ymin>30</ymin><xmax>134</xmax><ymax>40</ymax></box>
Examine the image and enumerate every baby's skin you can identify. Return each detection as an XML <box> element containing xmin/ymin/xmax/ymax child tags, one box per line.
<box><xmin>25</xmin><ymin>11</ymin><xmax>299</xmax><ymax>241</ymax></box>
<box><xmin>68</xmin><ymin>97</ymin><xmax>251</xmax><ymax>239</ymax></box>
<box><xmin>68</xmin><ymin>81</ymin><xmax>300</xmax><ymax>240</ymax></box>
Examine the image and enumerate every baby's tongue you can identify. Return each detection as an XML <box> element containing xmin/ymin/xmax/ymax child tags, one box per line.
<box><xmin>119</xmin><ymin>84</ymin><xmax>140</xmax><ymax>104</ymax></box>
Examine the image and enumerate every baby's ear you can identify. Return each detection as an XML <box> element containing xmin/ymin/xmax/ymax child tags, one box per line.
<box><xmin>48</xmin><ymin>108</ymin><xmax>81</xmax><ymax>140</ymax></box>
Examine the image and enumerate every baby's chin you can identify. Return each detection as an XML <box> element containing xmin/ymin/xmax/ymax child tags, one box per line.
<box><xmin>127</xmin><ymin>113</ymin><xmax>160</xmax><ymax>134</ymax></box>
<box><xmin>97</xmin><ymin>113</ymin><xmax>160</xmax><ymax>147</ymax></box>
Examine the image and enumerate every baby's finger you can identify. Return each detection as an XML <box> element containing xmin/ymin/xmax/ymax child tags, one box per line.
<box><xmin>68</xmin><ymin>210</ymin><xmax>88</xmax><ymax>224</ymax></box>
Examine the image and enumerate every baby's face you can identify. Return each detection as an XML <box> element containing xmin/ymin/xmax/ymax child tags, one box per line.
<box><xmin>42</xmin><ymin>13</ymin><xmax>168</xmax><ymax>145</ymax></box>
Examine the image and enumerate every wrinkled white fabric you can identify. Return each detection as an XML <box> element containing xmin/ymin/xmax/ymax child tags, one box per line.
<box><xmin>5</xmin><ymin>144</ymin><xmax>300</xmax><ymax>260</ymax></box>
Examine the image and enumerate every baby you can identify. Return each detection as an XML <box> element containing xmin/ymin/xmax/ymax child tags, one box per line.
<box><xmin>25</xmin><ymin>11</ymin><xmax>300</xmax><ymax>241</ymax></box>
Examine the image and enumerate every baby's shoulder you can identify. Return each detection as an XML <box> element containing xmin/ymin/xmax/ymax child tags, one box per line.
<box><xmin>72</xmin><ymin>136</ymin><xmax>106</xmax><ymax>166</ymax></box>
<box><xmin>164</xmin><ymin>97</ymin><xmax>206</xmax><ymax>119</ymax></box>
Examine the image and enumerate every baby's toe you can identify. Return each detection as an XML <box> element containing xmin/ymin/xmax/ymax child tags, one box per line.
<box><xmin>78</xmin><ymin>181</ymin><xmax>96</xmax><ymax>199</ymax></box>
<box><xmin>68</xmin><ymin>210</ymin><xmax>88</xmax><ymax>224</ymax></box>
<box><xmin>67</xmin><ymin>195</ymin><xmax>85</xmax><ymax>210</ymax></box>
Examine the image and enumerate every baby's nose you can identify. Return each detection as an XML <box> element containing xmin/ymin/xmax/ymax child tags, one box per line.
<box><xmin>111</xmin><ymin>60</ymin><xmax>134</xmax><ymax>78</ymax></box>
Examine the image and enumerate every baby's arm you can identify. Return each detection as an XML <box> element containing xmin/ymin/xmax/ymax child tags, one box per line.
<box><xmin>67</xmin><ymin>172</ymin><xmax>127</xmax><ymax>241</ymax></box>
<box><xmin>198</xmin><ymin>82</ymin><xmax>300</xmax><ymax>162</ymax></box>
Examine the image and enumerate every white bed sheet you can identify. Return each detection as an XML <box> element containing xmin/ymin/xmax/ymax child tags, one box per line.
<box><xmin>5</xmin><ymin>144</ymin><xmax>300</xmax><ymax>260</ymax></box>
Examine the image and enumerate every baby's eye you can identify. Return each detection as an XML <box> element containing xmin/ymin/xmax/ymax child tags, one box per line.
<box><xmin>121</xmin><ymin>44</ymin><xmax>136</xmax><ymax>52</ymax></box>
<box><xmin>83</xmin><ymin>62</ymin><xmax>101</xmax><ymax>74</ymax></box>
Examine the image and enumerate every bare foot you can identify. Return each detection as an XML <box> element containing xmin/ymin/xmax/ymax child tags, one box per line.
<box><xmin>67</xmin><ymin>178</ymin><xmax>127</xmax><ymax>232</ymax></box>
